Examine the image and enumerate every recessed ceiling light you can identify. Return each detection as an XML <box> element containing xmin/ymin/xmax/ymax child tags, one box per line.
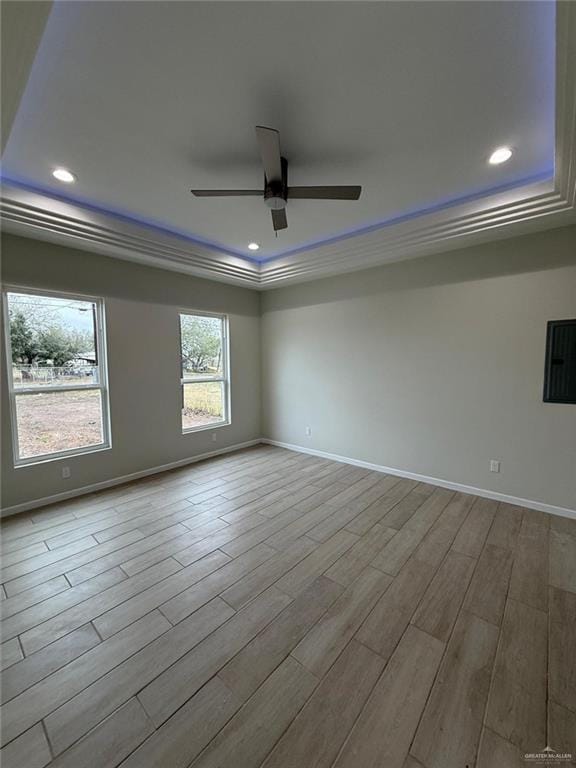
<box><xmin>248</xmin><ymin>242</ymin><xmax>260</xmax><ymax>251</ymax></box>
<box><xmin>488</xmin><ymin>147</ymin><xmax>513</xmax><ymax>165</ymax></box>
<box><xmin>52</xmin><ymin>168</ymin><xmax>76</xmax><ymax>183</ymax></box>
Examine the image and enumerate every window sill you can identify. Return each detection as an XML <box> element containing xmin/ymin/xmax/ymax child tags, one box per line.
<box><xmin>14</xmin><ymin>442</ymin><xmax>112</xmax><ymax>469</ymax></box>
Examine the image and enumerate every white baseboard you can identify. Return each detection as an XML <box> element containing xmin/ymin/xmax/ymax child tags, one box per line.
<box><xmin>4</xmin><ymin>436</ymin><xmax>574</xmax><ymax>522</ymax></box>
<box><xmin>262</xmin><ymin>439</ymin><xmax>576</xmax><ymax>521</ymax></box>
<box><xmin>0</xmin><ymin>439</ymin><xmax>263</xmax><ymax>518</ymax></box>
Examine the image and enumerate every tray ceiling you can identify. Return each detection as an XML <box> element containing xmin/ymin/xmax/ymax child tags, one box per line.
<box><xmin>1</xmin><ymin>1</ymin><xmax>575</xmax><ymax>287</ymax></box>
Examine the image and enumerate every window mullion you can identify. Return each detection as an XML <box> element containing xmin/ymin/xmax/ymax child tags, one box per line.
<box><xmin>14</xmin><ymin>384</ymin><xmax>104</xmax><ymax>396</ymax></box>
<box><xmin>181</xmin><ymin>378</ymin><xmax>225</xmax><ymax>385</ymax></box>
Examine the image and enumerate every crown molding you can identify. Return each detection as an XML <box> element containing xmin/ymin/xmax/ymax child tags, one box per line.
<box><xmin>0</xmin><ymin>187</ymin><xmax>261</xmax><ymax>287</ymax></box>
<box><xmin>258</xmin><ymin>182</ymin><xmax>573</xmax><ymax>285</ymax></box>
<box><xmin>1</xmin><ymin>2</ymin><xmax>575</xmax><ymax>290</ymax></box>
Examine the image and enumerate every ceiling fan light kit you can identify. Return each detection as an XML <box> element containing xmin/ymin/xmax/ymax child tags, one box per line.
<box><xmin>191</xmin><ymin>126</ymin><xmax>362</xmax><ymax>234</ymax></box>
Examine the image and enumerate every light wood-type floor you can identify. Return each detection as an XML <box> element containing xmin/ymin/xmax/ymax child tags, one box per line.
<box><xmin>1</xmin><ymin>445</ymin><xmax>575</xmax><ymax>768</ymax></box>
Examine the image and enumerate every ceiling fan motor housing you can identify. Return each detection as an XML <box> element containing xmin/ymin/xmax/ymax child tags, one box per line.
<box><xmin>265</xmin><ymin>157</ymin><xmax>288</xmax><ymax>210</ymax></box>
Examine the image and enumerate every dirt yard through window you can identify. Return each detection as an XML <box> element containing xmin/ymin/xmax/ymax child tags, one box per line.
<box><xmin>16</xmin><ymin>390</ymin><xmax>103</xmax><ymax>459</ymax></box>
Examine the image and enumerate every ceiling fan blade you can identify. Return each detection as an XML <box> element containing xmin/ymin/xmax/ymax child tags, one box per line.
<box><xmin>191</xmin><ymin>189</ymin><xmax>262</xmax><ymax>197</ymax></box>
<box><xmin>255</xmin><ymin>126</ymin><xmax>282</xmax><ymax>183</ymax></box>
<box><xmin>288</xmin><ymin>185</ymin><xmax>362</xmax><ymax>200</ymax></box>
<box><xmin>271</xmin><ymin>208</ymin><xmax>287</xmax><ymax>231</ymax></box>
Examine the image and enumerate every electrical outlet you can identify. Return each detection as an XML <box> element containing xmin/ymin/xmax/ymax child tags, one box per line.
<box><xmin>62</xmin><ymin>466</ymin><xmax>71</xmax><ymax>479</ymax></box>
<box><xmin>489</xmin><ymin>459</ymin><xmax>500</xmax><ymax>473</ymax></box>
<box><xmin>211</xmin><ymin>433</ymin><xmax>217</xmax><ymax>443</ymax></box>
<box><xmin>305</xmin><ymin>426</ymin><xmax>312</xmax><ymax>437</ymax></box>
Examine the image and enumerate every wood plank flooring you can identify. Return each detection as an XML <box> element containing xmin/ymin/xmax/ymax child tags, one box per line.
<box><xmin>1</xmin><ymin>445</ymin><xmax>575</xmax><ymax>768</ymax></box>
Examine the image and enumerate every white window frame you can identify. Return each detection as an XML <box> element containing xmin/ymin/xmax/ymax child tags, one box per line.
<box><xmin>179</xmin><ymin>310</ymin><xmax>230</xmax><ymax>434</ymax></box>
<box><xmin>2</xmin><ymin>286</ymin><xmax>112</xmax><ymax>467</ymax></box>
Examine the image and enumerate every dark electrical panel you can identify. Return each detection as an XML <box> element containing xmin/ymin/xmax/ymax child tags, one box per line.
<box><xmin>543</xmin><ymin>320</ymin><xmax>576</xmax><ymax>404</ymax></box>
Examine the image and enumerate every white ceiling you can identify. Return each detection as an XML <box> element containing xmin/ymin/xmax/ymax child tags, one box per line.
<box><xmin>1</xmin><ymin>1</ymin><xmax>555</xmax><ymax>261</ymax></box>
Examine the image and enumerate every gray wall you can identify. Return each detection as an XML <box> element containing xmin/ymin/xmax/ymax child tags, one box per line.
<box><xmin>3</xmin><ymin>225</ymin><xmax>576</xmax><ymax>514</ymax></box>
<box><xmin>1</xmin><ymin>234</ymin><xmax>261</xmax><ymax>511</ymax></box>
<box><xmin>261</xmin><ymin>225</ymin><xmax>576</xmax><ymax>511</ymax></box>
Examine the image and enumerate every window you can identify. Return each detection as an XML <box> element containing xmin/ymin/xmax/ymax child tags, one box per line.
<box><xmin>179</xmin><ymin>312</ymin><xmax>229</xmax><ymax>432</ymax></box>
<box><xmin>3</xmin><ymin>288</ymin><xmax>111</xmax><ymax>465</ymax></box>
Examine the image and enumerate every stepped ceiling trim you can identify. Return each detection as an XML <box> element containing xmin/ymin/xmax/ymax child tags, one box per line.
<box><xmin>1</xmin><ymin>2</ymin><xmax>575</xmax><ymax>289</ymax></box>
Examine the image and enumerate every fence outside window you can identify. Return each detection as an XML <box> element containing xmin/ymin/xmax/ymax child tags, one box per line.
<box><xmin>12</xmin><ymin>364</ymin><xmax>99</xmax><ymax>388</ymax></box>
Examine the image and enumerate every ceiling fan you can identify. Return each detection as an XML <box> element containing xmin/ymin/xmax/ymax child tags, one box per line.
<box><xmin>191</xmin><ymin>126</ymin><xmax>362</xmax><ymax>233</ymax></box>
